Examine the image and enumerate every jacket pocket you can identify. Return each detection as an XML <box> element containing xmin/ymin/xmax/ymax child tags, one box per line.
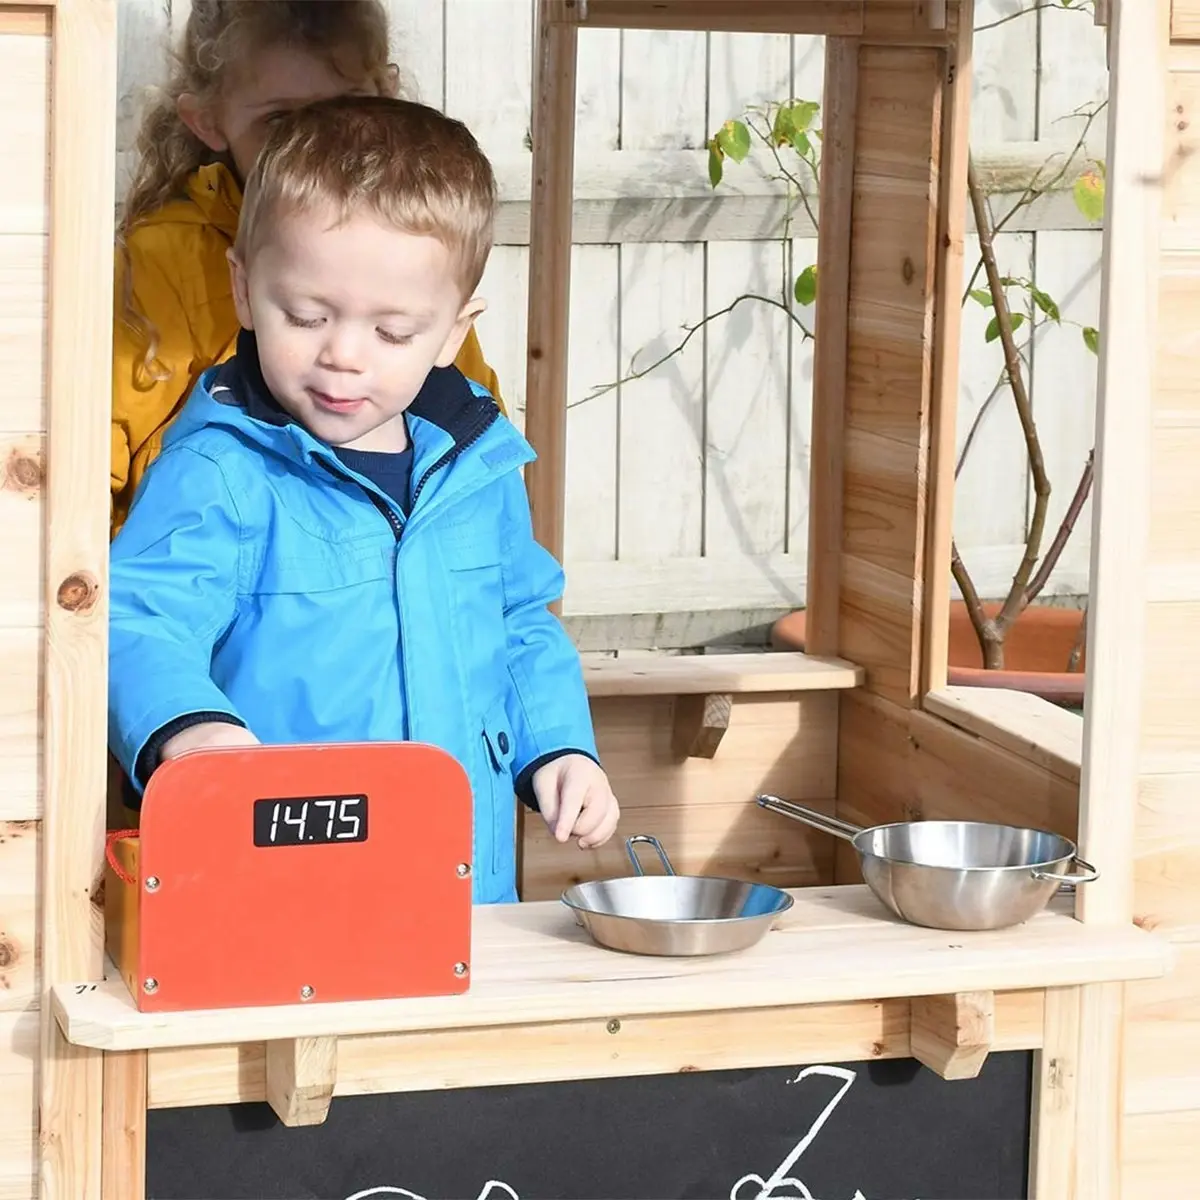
<box><xmin>481</xmin><ymin>702</ymin><xmax>517</xmax><ymax>879</ymax></box>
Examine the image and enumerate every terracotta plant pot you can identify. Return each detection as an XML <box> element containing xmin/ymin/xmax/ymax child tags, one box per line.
<box><xmin>770</xmin><ymin>601</ymin><xmax>1086</xmax><ymax>707</ymax></box>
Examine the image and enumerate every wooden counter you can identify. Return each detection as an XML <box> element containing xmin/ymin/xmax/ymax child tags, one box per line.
<box><xmin>54</xmin><ymin>886</ymin><xmax>1167</xmax><ymax>1054</ymax></box>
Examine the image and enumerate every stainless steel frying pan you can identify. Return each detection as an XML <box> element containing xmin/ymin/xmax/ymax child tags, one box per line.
<box><xmin>757</xmin><ymin>795</ymin><xmax>1097</xmax><ymax>931</ymax></box>
<box><xmin>562</xmin><ymin>835</ymin><xmax>794</xmax><ymax>956</ymax></box>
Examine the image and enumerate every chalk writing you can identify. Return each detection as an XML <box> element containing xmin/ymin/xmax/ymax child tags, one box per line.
<box><xmin>344</xmin><ymin>1065</ymin><xmax>918</xmax><ymax>1200</ymax></box>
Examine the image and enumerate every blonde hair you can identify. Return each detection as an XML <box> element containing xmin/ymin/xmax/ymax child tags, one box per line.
<box><xmin>237</xmin><ymin>96</ymin><xmax>497</xmax><ymax>297</ymax></box>
<box><xmin>119</xmin><ymin>0</ymin><xmax>396</xmax><ymax>387</ymax></box>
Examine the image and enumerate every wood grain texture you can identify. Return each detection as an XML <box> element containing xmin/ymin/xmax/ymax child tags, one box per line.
<box><xmin>522</xmin><ymin>692</ymin><xmax>839</xmax><ymax>899</ymax></box>
<box><xmin>39</xmin><ymin>2</ymin><xmax>118</xmax><ymax>1198</ymax></box>
<box><xmin>0</xmin><ymin>821</ymin><xmax>37</xmax><ymax>1013</ymax></box>
<box><xmin>53</xmin><ymin>890</ymin><xmax>1165</xmax><ymax>1052</ymax></box>
<box><xmin>0</xmin><ymin>1008</ymin><xmax>38</xmax><ymax>1200</ymax></box>
<box><xmin>100</xmin><ymin>1051</ymin><xmax>145</xmax><ymax>1200</ymax></box>
<box><xmin>0</xmin><ymin>626</ymin><xmax>40</xmax><ymax>819</ymax></box>
<box><xmin>145</xmin><ymin>990</ymin><xmax>1046</xmax><ymax>1110</ymax></box>
<box><xmin>582</xmin><ymin>651</ymin><xmax>862</xmax><ymax>696</ymax></box>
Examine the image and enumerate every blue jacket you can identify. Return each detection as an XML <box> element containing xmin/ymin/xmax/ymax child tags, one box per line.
<box><xmin>108</xmin><ymin>342</ymin><xmax>598</xmax><ymax>904</ymax></box>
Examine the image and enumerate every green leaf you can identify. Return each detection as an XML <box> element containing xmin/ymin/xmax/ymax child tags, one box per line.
<box><xmin>1073</xmin><ymin>170</ymin><xmax>1105</xmax><ymax>222</ymax></box>
<box><xmin>985</xmin><ymin>312</ymin><xmax>1025</xmax><ymax>343</ymax></box>
<box><xmin>788</xmin><ymin>100</ymin><xmax>821</xmax><ymax>132</ymax></box>
<box><xmin>707</xmin><ymin>140</ymin><xmax>723</xmax><ymax>188</ymax></box>
<box><xmin>1031</xmin><ymin>286</ymin><xmax>1061</xmax><ymax>322</ymax></box>
<box><xmin>794</xmin><ymin>264</ymin><xmax>818</xmax><ymax>307</ymax></box>
<box><xmin>1082</xmin><ymin>325</ymin><xmax>1100</xmax><ymax>355</ymax></box>
<box><xmin>771</xmin><ymin>106</ymin><xmax>795</xmax><ymax>146</ymax></box>
<box><xmin>715</xmin><ymin>119</ymin><xmax>751</xmax><ymax>164</ymax></box>
<box><xmin>968</xmin><ymin>289</ymin><xmax>994</xmax><ymax>308</ymax></box>
<box><xmin>791</xmin><ymin>131</ymin><xmax>812</xmax><ymax>157</ymax></box>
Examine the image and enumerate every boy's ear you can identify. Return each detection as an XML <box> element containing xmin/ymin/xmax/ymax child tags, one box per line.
<box><xmin>383</xmin><ymin>63</ymin><xmax>402</xmax><ymax>98</ymax></box>
<box><xmin>434</xmin><ymin>297</ymin><xmax>487</xmax><ymax>369</ymax></box>
<box><xmin>178</xmin><ymin>92</ymin><xmax>228</xmax><ymax>153</ymax></box>
<box><xmin>226</xmin><ymin>248</ymin><xmax>254</xmax><ymax>330</ymax></box>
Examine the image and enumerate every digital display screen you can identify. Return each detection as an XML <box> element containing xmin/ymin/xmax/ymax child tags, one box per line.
<box><xmin>253</xmin><ymin>794</ymin><xmax>369</xmax><ymax>847</ymax></box>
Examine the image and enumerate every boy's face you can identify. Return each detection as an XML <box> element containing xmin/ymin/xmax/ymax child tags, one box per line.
<box><xmin>229</xmin><ymin>204</ymin><xmax>485</xmax><ymax>453</ymax></box>
<box><xmin>180</xmin><ymin>45</ymin><xmax>392</xmax><ymax>182</ymax></box>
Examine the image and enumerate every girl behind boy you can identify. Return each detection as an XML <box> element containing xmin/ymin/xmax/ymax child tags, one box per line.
<box><xmin>112</xmin><ymin>0</ymin><xmax>504</xmax><ymax>534</ymax></box>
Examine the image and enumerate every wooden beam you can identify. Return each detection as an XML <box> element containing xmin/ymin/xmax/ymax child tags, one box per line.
<box><xmin>1076</xmin><ymin>0</ymin><xmax>1165</xmax><ymax>926</ymax></box>
<box><xmin>100</xmin><ymin>1051</ymin><xmax>146</xmax><ymax>1200</ymax></box>
<box><xmin>805</xmin><ymin>38</ymin><xmax>858</xmax><ymax>657</ymax></box>
<box><xmin>920</xmin><ymin>0</ymin><xmax>973</xmax><ymax>696</ymax></box>
<box><xmin>524</xmin><ymin>0</ymin><xmax>578</xmax><ymax>565</ymax></box>
<box><xmin>265</xmin><ymin>1037</ymin><xmax>337</xmax><ymax>1128</ymax></box>
<box><xmin>558</xmin><ymin>0</ymin><xmax>865</xmax><ymax>35</ymax></box>
<box><xmin>671</xmin><ymin>693</ymin><xmax>732</xmax><ymax>759</ymax></box>
<box><xmin>38</xmin><ymin>2</ymin><xmax>117</xmax><ymax>1198</ymax></box>
<box><xmin>910</xmin><ymin>990</ymin><xmax>994</xmax><ymax>1080</ymax></box>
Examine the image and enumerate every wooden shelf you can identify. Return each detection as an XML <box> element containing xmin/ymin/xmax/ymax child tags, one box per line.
<box><xmin>582</xmin><ymin>651</ymin><xmax>864</xmax><ymax>697</ymax></box>
<box><xmin>53</xmin><ymin>887</ymin><xmax>1168</xmax><ymax>1053</ymax></box>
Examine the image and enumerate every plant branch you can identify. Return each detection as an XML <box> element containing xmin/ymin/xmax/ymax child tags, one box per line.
<box><xmin>967</xmin><ymin>155</ymin><xmax>1052</xmax><ymax>637</ymax></box>
<box><xmin>576</xmin><ymin>293</ymin><xmax>812</xmax><ymax>408</ymax></box>
<box><xmin>974</xmin><ymin>1</ymin><xmax>1091</xmax><ymax>34</ymax></box>
<box><xmin>1024</xmin><ymin>450</ymin><xmax>1094</xmax><ymax>605</ymax></box>
<box><xmin>954</xmin><ymin>343</ymin><xmax>1034</xmax><ymax>479</ymax></box>
<box><xmin>951</xmin><ymin>541</ymin><xmax>997</xmax><ymax>666</ymax></box>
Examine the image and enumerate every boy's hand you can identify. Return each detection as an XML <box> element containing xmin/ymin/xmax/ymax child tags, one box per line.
<box><xmin>160</xmin><ymin>721</ymin><xmax>260</xmax><ymax>762</ymax></box>
<box><xmin>533</xmin><ymin>754</ymin><xmax>620</xmax><ymax>849</ymax></box>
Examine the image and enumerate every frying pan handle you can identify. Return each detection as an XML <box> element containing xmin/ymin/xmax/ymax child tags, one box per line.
<box><xmin>625</xmin><ymin>835</ymin><xmax>676</xmax><ymax>876</ymax></box>
<box><xmin>756</xmin><ymin>795</ymin><xmax>863</xmax><ymax>843</ymax></box>
<box><xmin>1032</xmin><ymin>857</ymin><xmax>1099</xmax><ymax>886</ymax></box>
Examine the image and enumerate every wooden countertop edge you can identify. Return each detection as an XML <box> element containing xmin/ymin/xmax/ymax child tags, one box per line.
<box><xmin>52</xmin><ymin>893</ymin><xmax>1171</xmax><ymax>1053</ymax></box>
<box><xmin>581</xmin><ymin>651</ymin><xmax>865</xmax><ymax>697</ymax></box>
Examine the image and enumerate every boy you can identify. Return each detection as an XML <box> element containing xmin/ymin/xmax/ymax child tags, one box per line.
<box><xmin>107</xmin><ymin>96</ymin><xmax>620</xmax><ymax>904</ymax></box>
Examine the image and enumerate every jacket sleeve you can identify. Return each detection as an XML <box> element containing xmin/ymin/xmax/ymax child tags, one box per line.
<box><xmin>111</xmin><ymin>234</ymin><xmax>199</xmax><ymax>535</ymax></box>
<box><xmin>108</xmin><ymin>444</ymin><xmax>247</xmax><ymax>788</ymax></box>
<box><xmin>453</xmin><ymin>325</ymin><xmax>505</xmax><ymax>416</ymax></box>
<box><xmin>497</xmin><ymin>470</ymin><xmax>598</xmax><ymax>784</ymax></box>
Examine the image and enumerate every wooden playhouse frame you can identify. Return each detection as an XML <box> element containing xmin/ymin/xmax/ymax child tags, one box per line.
<box><xmin>0</xmin><ymin>0</ymin><xmax>1194</xmax><ymax>1196</ymax></box>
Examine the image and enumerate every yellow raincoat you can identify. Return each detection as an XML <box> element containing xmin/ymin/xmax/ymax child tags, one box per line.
<box><xmin>111</xmin><ymin>161</ymin><xmax>503</xmax><ymax>534</ymax></box>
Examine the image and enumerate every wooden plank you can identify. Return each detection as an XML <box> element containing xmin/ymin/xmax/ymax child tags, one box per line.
<box><xmin>1029</xmin><ymin>985</ymin><xmax>1081</xmax><ymax>1199</ymax></box>
<box><xmin>264</xmin><ymin>1037</ymin><xmax>336</xmax><ymax>1127</ymax></box>
<box><xmin>923</xmin><ymin>686</ymin><xmax>1083</xmax><ymax>783</ymax></box>
<box><xmin>1150</xmin><ymin>421</ymin><xmax>1200</xmax><ymax>568</ymax></box>
<box><xmin>0</xmin><ymin>237</ymin><xmax>47</xmax><ymax>436</ymax></box>
<box><xmin>581</xmin><ymin>650</ymin><xmax>862</xmax><ymax>695</ymax></box>
<box><xmin>0</xmin><ymin>1009</ymin><xmax>38</xmax><ymax>1200</ymax></box>
<box><xmin>524</xmin><ymin>691</ymin><xmax>839</xmax><ymax>899</ymax></box>
<box><xmin>145</xmin><ymin>990</ymin><xmax>1047</xmax><ymax>1109</ymax></box>
<box><xmin>1133</xmin><ymin>771</ymin><xmax>1200</xmax><ymax>940</ymax></box>
<box><xmin>524</xmin><ymin>796</ymin><xmax>836</xmax><ymax>900</ymax></box>
<box><xmin>1172</xmin><ymin>0</ymin><xmax>1200</xmax><ymax>40</ymax></box>
<box><xmin>0</xmin><ymin>9</ymin><xmax>52</xmax><ymax>36</ymax></box>
<box><xmin>836</xmin><ymin>690</ymin><xmax>1081</xmax><ymax>888</ymax></box>
<box><xmin>921</xmin><ymin>0</ymin><xmax>972</xmax><ymax>694</ymax></box>
<box><xmin>1141</xmin><ymin>602</ymin><xmax>1200</xmax><ymax>768</ymax></box>
<box><xmin>0</xmin><ymin>627</ymin><xmax>40</xmax><ymax>819</ymax></box>
<box><xmin>910</xmin><ymin>989</ymin><xmax>994</xmax><ymax>1080</ymax></box>
<box><xmin>566</xmin><ymin>0</ymin><xmax>865</xmax><ymax>35</ymax></box>
<box><xmin>100</xmin><ymin>1051</ymin><xmax>145</xmax><ymax>1200</ymax></box>
<box><xmin>39</xmin><ymin>2</ymin><xmax>117</xmax><ymax>1198</ymax></box>
<box><xmin>806</xmin><ymin>37</ymin><xmax>857</xmax><ymax>657</ymax></box>
<box><xmin>1075</xmin><ymin>0</ymin><xmax>1166</xmax><ymax>928</ymax></box>
<box><xmin>1161</xmin><ymin>70</ymin><xmax>1200</xmax><ymax>253</ymax></box>
<box><xmin>0</xmin><ymin>22</ymin><xmax>49</xmax><ymax>235</ymax></box>
<box><xmin>1124</xmin><ymin>940</ymin><xmax>1200</xmax><ymax>1117</ymax></box>
<box><xmin>0</xmin><ymin>821</ymin><xmax>37</xmax><ymax>1012</ymax></box>
<box><xmin>837</xmin><ymin>43</ymin><xmax>943</xmax><ymax>707</ymax></box>
<box><xmin>523</xmin><ymin>1</ymin><xmax>577</xmax><ymax>563</ymax></box>
<box><xmin>52</xmin><ymin>892</ymin><xmax>1167</xmax><ymax>1052</ymax></box>
<box><xmin>0</xmin><ymin>434</ymin><xmax>42</xmax><ymax>629</ymax></box>
<box><xmin>1123</xmin><ymin>1108</ymin><xmax>1200</xmax><ymax>1196</ymax></box>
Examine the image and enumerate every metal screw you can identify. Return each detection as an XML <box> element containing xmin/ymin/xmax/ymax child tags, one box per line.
<box><xmin>300</xmin><ymin>985</ymin><xmax>314</xmax><ymax>1001</ymax></box>
<box><xmin>144</xmin><ymin>876</ymin><xmax>160</xmax><ymax>892</ymax></box>
<box><xmin>143</xmin><ymin>978</ymin><xmax>158</xmax><ymax>994</ymax></box>
<box><xmin>453</xmin><ymin>962</ymin><xmax>469</xmax><ymax>977</ymax></box>
<box><xmin>606</xmin><ymin>1019</ymin><xmax>621</xmax><ymax>1035</ymax></box>
<box><xmin>456</xmin><ymin>863</ymin><xmax>471</xmax><ymax>878</ymax></box>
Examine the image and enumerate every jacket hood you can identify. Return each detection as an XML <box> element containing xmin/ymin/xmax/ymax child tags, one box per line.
<box><xmin>136</xmin><ymin>162</ymin><xmax>243</xmax><ymax>238</ymax></box>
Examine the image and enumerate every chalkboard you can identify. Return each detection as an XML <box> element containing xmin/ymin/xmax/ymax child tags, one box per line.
<box><xmin>147</xmin><ymin>1052</ymin><xmax>1032</xmax><ymax>1200</ymax></box>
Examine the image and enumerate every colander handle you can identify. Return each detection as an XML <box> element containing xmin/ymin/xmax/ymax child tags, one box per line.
<box><xmin>625</xmin><ymin>835</ymin><xmax>676</xmax><ymax>877</ymax></box>
<box><xmin>1032</xmin><ymin>857</ymin><xmax>1099</xmax><ymax>885</ymax></box>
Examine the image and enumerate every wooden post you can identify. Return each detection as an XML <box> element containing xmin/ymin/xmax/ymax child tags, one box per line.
<box><xmin>524</xmin><ymin>0</ymin><xmax>578</xmax><ymax>564</ymax></box>
<box><xmin>38</xmin><ymin>2</ymin><xmax>117</xmax><ymax>1198</ymax></box>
